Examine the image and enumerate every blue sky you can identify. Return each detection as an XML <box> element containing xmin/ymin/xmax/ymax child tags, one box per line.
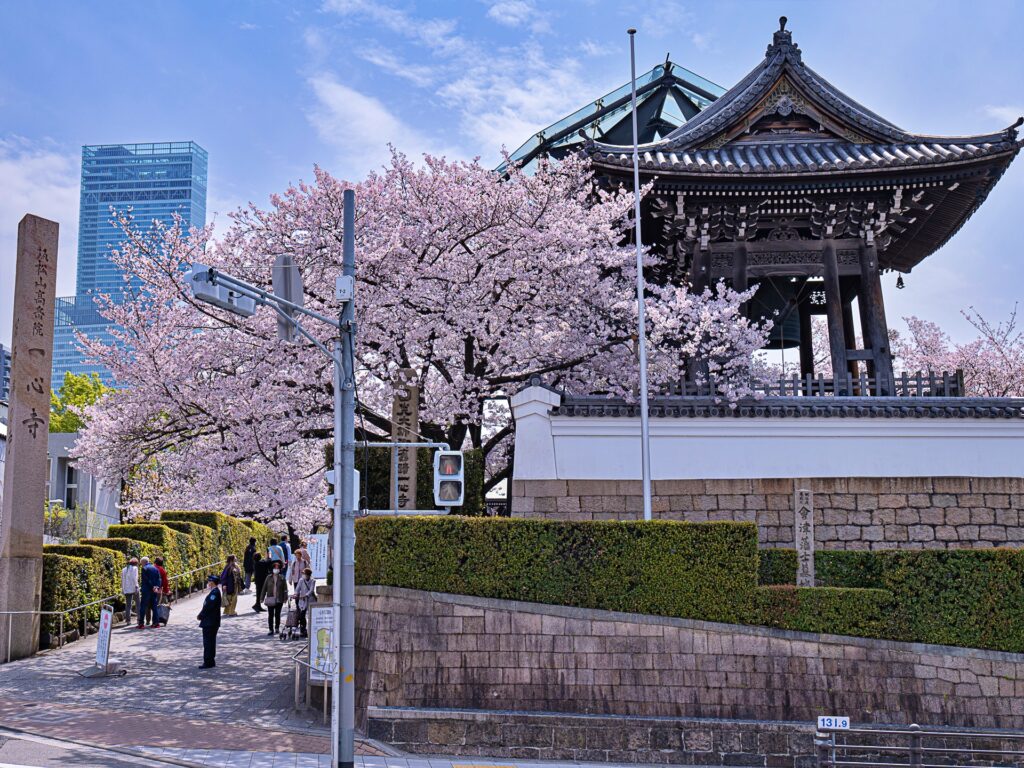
<box><xmin>1</xmin><ymin>0</ymin><xmax>1022</xmax><ymax>348</ymax></box>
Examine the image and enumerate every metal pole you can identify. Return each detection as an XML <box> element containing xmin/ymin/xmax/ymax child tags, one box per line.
<box><xmin>335</xmin><ymin>187</ymin><xmax>357</xmax><ymax>768</ymax></box>
<box><xmin>331</xmin><ymin>332</ymin><xmax>343</xmax><ymax>767</ymax></box>
<box><xmin>628</xmin><ymin>28</ymin><xmax>654</xmax><ymax>522</ymax></box>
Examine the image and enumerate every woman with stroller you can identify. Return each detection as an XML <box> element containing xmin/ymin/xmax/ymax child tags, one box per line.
<box><xmin>293</xmin><ymin>567</ymin><xmax>316</xmax><ymax>639</ymax></box>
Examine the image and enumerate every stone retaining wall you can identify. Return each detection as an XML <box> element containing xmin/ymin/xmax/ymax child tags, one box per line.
<box><xmin>510</xmin><ymin>477</ymin><xmax>1024</xmax><ymax>550</ymax></box>
<box><xmin>367</xmin><ymin>706</ymin><xmax>817</xmax><ymax>766</ymax></box>
<box><xmin>356</xmin><ymin>586</ymin><xmax>1024</xmax><ymax>739</ymax></box>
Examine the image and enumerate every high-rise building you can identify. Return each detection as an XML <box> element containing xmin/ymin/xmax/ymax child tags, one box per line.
<box><xmin>0</xmin><ymin>342</ymin><xmax>11</xmax><ymax>402</ymax></box>
<box><xmin>53</xmin><ymin>141</ymin><xmax>208</xmax><ymax>386</ymax></box>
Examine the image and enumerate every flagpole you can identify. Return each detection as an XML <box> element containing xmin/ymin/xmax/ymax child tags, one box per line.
<box><xmin>627</xmin><ymin>28</ymin><xmax>653</xmax><ymax>522</ymax></box>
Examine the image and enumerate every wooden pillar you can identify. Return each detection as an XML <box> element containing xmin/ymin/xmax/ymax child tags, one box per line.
<box><xmin>842</xmin><ymin>299</ymin><xmax>859</xmax><ymax>381</ymax></box>
<box><xmin>733</xmin><ymin>242</ymin><xmax>749</xmax><ymax>316</ymax></box>
<box><xmin>691</xmin><ymin>242</ymin><xmax>711</xmax><ymax>294</ymax></box>
<box><xmin>821</xmin><ymin>239</ymin><xmax>849</xmax><ymax>393</ymax></box>
<box><xmin>798</xmin><ymin>290</ymin><xmax>814</xmax><ymax>378</ymax></box>
<box><xmin>859</xmin><ymin>241</ymin><xmax>895</xmax><ymax>394</ymax></box>
<box><xmin>857</xmin><ymin>295</ymin><xmax>876</xmax><ymax>380</ymax></box>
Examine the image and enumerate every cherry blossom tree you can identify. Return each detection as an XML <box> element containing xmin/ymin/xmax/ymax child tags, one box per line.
<box><xmin>892</xmin><ymin>306</ymin><xmax>1023</xmax><ymax>397</ymax></box>
<box><xmin>74</xmin><ymin>150</ymin><xmax>769</xmax><ymax>529</ymax></box>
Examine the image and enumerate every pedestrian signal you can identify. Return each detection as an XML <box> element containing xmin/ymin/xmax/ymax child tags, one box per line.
<box><xmin>433</xmin><ymin>450</ymin><xmax>464</xmax><ymax>507</ymax></box>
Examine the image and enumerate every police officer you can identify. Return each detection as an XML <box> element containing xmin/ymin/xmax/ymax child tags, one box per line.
<box><xmin>197</xmin><ymin>574</ymin><xmax>222</xmax><ymax>669</ymax></box>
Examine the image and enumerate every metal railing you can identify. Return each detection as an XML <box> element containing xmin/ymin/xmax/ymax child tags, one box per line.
<box><xmin>0</xmin><ymin>558</ymin><xmax>226</xmax><ymax>664</ymax></box>
<box><xmin>291</xmin><ymin>642</ymin><xmax>337</xmax><ymax>725</ymax></box>
<box><xmin>669</xmin><ymin>369</ymin><xmax>965</xmax><ymax>398</ymax></box>
<box><xmin>817</xmin><ymin>723</ymin><xmax>1024</xmax><ymax>768</ymax></box>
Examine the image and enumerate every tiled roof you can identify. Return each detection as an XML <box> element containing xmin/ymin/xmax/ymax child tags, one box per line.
<box><xmin>591</xmin><ymin>138</ymin><xmax>1018</xmax><ymax>175</ymax></box>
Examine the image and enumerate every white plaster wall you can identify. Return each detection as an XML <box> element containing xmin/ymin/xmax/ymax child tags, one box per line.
<box><xmin>511</xmin><ymin>386</ymin><xmax>1024</xmax><ymax>481</ymax></box>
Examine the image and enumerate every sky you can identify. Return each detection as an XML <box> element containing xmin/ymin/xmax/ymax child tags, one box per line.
<box><xmin>1</xmin><ymin>0</ymin><xmax>1022</xmax><ymax>349</ymax></box>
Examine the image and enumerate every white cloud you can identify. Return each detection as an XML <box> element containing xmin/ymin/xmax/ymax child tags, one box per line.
<box><xmin>983</xmin><ymin>105</ymin><xmax>1023</xmax><ymax>126</ymax></box>
<box><xmin>690</xmin><ymin>31</ymin><xmax>711</xmax><ymax>51</ymax></box>
<box><xmin>579</xmin><ymin>39</ymin><xmax>614</xmax><ymax>57</ymax></box>
<box><xmin>239</xmin><ymin>22</ymin><xmax>259</xmax><ymax>31</ymax></box>
<box><xmin>486</xmin><ymin>1</ymin><xmax>534</xmax><ymax>27</ymax></box>
<box><xmin>0</xmin><ymin>137</ymin><xmax>80</xmax><ymax>346</ymax></box>
<box><xmin>322</xmin><ymin>0</ymin><xmax>470</xmax><ymax>57</ymax></box>
<box><xmin>358</xmin><ymin>46</ymin><xmax>436</xmax><ymax>88</ymax></box>
<box><xmin>306</xmin><ymin>74</ymin><xmax>455</xmax><ymax>177</ymax></box>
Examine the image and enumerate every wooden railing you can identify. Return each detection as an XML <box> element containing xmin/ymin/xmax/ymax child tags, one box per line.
<box><xmin>667</xmin><ymin>370</ymin><xmax>965</xmax><ymax>398</ymax></box>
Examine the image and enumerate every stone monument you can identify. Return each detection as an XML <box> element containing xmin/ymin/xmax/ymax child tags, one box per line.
<box><xmin>389</xmin><ymin>369</ymin><xmax>419</xmax><ymax>511</ymax></box>
<box><xmin>0</xmin><ymin>215</ymin><xmax>59</xmax><ymax>661</ymax></box>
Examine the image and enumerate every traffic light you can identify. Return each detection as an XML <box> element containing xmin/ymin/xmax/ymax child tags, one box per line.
<box><xmin>433</xmin><ymin>450</ymin><xmax>464</xmax><ymax>507</ymax></box>
<box><xmin>188</xmin><ymin>264</ymin><xmax>257</xmax><ymax>317</ymax></box>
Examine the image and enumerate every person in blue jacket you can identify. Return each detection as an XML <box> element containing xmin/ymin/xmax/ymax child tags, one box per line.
<box><xmin>197</xmin><ymin>574</ymin><xmax>222</xmax><ymax>669</ymax></box>
<box><xmin>137</xmin><ymin>557</ymin><xmax>162</xmax><ymax>629</ymax></box>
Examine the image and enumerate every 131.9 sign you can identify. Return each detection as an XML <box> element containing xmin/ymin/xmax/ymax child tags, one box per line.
<box><xmin>817</xmin><ymin>716</ymin><xmax>851</xmax><ymax>730</ymax></box>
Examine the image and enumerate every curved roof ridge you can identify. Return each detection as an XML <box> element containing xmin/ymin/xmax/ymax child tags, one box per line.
<box><xmin>588</xmin><ymin>18</ymin><xmax>1020</xmax><ymax>156</ymax></box>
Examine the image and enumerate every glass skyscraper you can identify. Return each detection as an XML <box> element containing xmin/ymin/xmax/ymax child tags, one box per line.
<box><xmin>53</xmin><ymin>141</ymin><xmax>208</xmax><ymax>386</ymax></box>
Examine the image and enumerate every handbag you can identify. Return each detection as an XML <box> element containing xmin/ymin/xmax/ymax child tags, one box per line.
<box><xmin>263</xmin><ymin>575</ymin><xmax>280</xmax><ymax>607</ymax></box>
<box><xmin>155</xmin><ymin>594</ymin><xmax>171</xmax><ymax>625</ymax></box>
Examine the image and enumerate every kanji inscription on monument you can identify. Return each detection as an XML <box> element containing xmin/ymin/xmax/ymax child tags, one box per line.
<box><xmin>389</xmin><ymin>369</ymin><xmax>420</xmax><ymax>511</ymax></box>
<box><xmin>0</xmin><ymin>215</ymin><xmax>59</xmax><ymax>661</ymax></box>
<box><xmin>794</xmin><ymin>488</ymin><xmax>815</xmax><ymax>587</ymax></box>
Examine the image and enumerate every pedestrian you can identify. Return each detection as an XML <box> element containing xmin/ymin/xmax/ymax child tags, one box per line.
<box><xmin>280</xmin><ymin>536</ymin><xmax>292</xmax><ymax>566</ymax></box>
<box><xmin>267</xmin><ymin>538</ymin><xmax>284</xmax><ymax>567</ymax></box>
<box><xmin>243</xmin><ymin>537</ymin><xmax>257</xmax><ymax>593</ymax></box>
<box><xmin>153</xmin><ymin>556</ymin><xmax>171</xmax><ymax>626</ymax></box>
<box><xmin>120</xmin><ymin>557</ymin><xmax>139</xmax><ymax>626</ymax></box>
<box><xmin>252</xmin><ymin>553</ymin><xmax>268</xmax><ymax>613</ymax></box>
<box><xmin>288</xmin><ymin>541</ymin><xmax>311</xmax><ymax>586</ymax></box>
<box><xmin>137</xmin><ymin>557</ymin><xmax>162</xmax><ymax>629</ymax></box>
<box><xmin>196</xmin><ymin>574</ymin><xmax>221</xmax><ymax>669</ymax></box>
<box><xmin>220</xmin><ymin>555</ymin><xmax>243</xmax><ymax>616</ymax></box>
<box><xmin>293</xmin><ymin>567</ymin><xmax>316</xmax><ymax>638</ymax></box>
<box><xmin>262</xmin><ymin>560</ymin><xmax>288</xmax><ymax>636</ymax></box>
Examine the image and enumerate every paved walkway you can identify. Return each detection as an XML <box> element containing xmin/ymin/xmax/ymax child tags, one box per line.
<box><xmin>0</xmin><ymin>588</ymin><xmax>344</xmax><ymax>754</ymax></box>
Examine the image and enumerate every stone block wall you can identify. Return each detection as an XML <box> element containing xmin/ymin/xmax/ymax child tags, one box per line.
<box><xmin>357</xmin><ymin>585</ymin><xmax>1024</xmax><ymax>735</ymax></box>
<box><xmin>367</xmin><ymin>706</ymin><xmax>818</xmax><ymax>766</ymax></box>
<box><xmin>510</xmin><ymin>477</ymin><xmax>1024</xmax><ymax>550</ymax></box>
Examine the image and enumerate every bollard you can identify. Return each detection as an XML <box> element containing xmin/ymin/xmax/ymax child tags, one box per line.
<box><xmin>909</xmin><ymin>724</ymin><xmax>922</xmax><ymax>768</ymax></box>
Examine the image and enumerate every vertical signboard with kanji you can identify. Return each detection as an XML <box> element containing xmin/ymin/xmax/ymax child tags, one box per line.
<box><xmin>794</xmin><ymin>488</ymin><xmax>815</xmax><ymax>587</ymax></box>
<box><xmin>0</xmin><ymin>215</ymin><xmax>59</xmax><ymax>661</ymax></box>
<box><xmin>389</xmin><ymin>369</ymin><xmax>419</xmax><ymax>511</ymax></box>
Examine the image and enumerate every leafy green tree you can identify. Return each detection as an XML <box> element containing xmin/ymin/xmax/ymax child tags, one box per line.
<box><xmin>50</xmin><ymin>372</ymin><xmax>108</xmax><ymax>433</ymax></box>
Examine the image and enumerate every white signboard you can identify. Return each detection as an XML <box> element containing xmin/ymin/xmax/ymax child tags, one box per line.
<box><xmin>308</xmin><ymin>603</ymin><xmax>336</xmax><ymax>682</ymax></box>
<box><xmin>308</xmin><ymin>534</ymin><xmax>329</xmax><ymax>579</ymax></box>
<box><xmin>95</xmin><ymin>605</ymin><xmax>114</xmax><ymax>668</ymax></box>
<box><xmin>817</xmin><ymin>716</ymin><xmax>851</xmax><ymax>730</ymax></box>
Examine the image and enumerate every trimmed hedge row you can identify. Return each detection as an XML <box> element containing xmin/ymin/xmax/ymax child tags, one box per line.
<box><xmin>758</xmin><ymin>548</ymin><xmax>1024</xmax><ymax>651</ymax></box>
<box><xmin>355</xmin><ymin>517</ymin><xmax>760</xmax><ymax>623</ymax></box>
<box><xmin>755</xmin><ymin>585</ymin><xmax>893</xmax><ymax>639</ymax></box>
<box><xmin>40</xmin><ymin>511</ymin><xmax>273</xmax><ymax>640</ymax></box>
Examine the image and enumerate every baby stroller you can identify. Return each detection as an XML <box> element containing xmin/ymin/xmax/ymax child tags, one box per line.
<box><xmin>280</xmin><ymin>597</ymin><xmax>301</xmax><ymax>641</ymax></box>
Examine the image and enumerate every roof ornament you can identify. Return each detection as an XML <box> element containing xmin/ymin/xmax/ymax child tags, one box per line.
<box><xmin>1005</xmin><ymin>116</ymin><xmax>1023</xmax><ymax>142</ymax></box>
<box><xmin>765</xmin><ymin>15</ymin><xmax>802</xmax><ymax>63</ymax></box>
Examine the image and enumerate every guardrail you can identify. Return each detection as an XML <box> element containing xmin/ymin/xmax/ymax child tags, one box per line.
<box><xmin>291</xmin><ymin>641</ymin><xmax>337</xmax><ymax>725</ymax></box>
<box><xmin>816</xmin><ymin>723</ymin><xmax>1024</xmax><ymax>768</ymax></box>
<box><xmin>0</xmin><ymin>558</ymin><xmax>227</xmax><ymax>664</ymax></box>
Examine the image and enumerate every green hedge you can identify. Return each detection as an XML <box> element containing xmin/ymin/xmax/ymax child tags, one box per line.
<box><xmin>42</xmin><ymin>544</ymin><xmax>121</xmax><ymax>622</ymax></box>
<box><xmin>80</xmin><ymin>536</ymin><xmax>160</xmax><ymax>563</ymax></box>
<box><xmin>758</xmin><ymin>547</ymin><xmax>1024</xmax><ymax>651</ymax></box>
<box><xmin>755</xmin><ymin>585</ymin><xmax>894</xmax><ymax>639</ymax></box>
<box><xmin>40</xmin><ymin>554</ymin><xmax>90</xmax><ymax>635</ymax></box>
<box><xmin>106</xmin><ymin>523</ymin><xmax>204</xmax><ymax>589</ymax></box>
<box><xmin>357</xmin><ymin>447</ymin><xmax>485</xmax><ymax>515</ymax></box>
<box><xmin>160</xmin><ymin>510</ymin><xmax>272</xmax><ymax>563</ymax></box>
<box><xmin>356</xmin><ymin>517</ymin><xmax>759</xmax><ymax>623</ymax></box>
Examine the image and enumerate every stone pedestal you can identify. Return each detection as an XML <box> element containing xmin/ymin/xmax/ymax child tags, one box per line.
<box><xmin>0</xmin><ymin>215</ymin><xmax>59</xmax><ymax>662</ymax></box>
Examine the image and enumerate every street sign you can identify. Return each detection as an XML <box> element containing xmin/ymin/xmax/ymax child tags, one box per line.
<box><xmin>272</xmin><ymin>254</ymin><xmax>304</xmax><ymax>342</ymax></box>
<box><xmin>308</xmin><ymin>603</ymin><xmax>335</xmax><ymax>682</ymax></box>
<box><xmin>817</xmin><ymin>716</ymin><xmax>851</xmax><ymax>730</ymax></box>
<box><xmin>95</xmin><ymin>605</ymin><xmax>114</xmax><ymax>669</ymax></box>
<box><xmin>308</xmin><ymin>533</ymin><xmax>329</xmax><ymax>579</ymax></box>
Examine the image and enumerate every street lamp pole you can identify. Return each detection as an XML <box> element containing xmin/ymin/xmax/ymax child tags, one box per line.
<box><xmin>335</xmin><ymin>188</ymin><xmax>357</xmax><ymax>768</ymax></box>
<box><xmin>628</xmin><ymin>28</ymin><xmax>654</xmax><ymax>522</ymax></box>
